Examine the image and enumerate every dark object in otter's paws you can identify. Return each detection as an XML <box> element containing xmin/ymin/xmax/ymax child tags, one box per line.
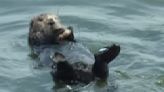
<box><xmin>66</xmin><ymin>26</ymin><xmax>76</xmax><ymax>42</ymax></box>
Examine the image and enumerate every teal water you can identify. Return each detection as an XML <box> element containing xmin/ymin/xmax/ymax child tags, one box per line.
<box><xmin>0</xmin><ymin>0</ymin><xmax>164</xmax><ymax>92</ymax></box>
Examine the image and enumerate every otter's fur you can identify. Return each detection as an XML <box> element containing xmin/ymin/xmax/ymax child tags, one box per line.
<box><xmin>28</xmin><ymin>14</ymin><xmax>75</xmax><ymax>46</ymax></box>
<box><xmin>28</xmin><ymin>13</ymin><xmax>121</xmax><ymax>86</ymax></box>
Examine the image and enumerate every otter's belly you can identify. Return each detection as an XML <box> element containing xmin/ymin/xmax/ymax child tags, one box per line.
<box><xmin>33</xmin><ymin>42</ymin><xmax>95</xmax><ymax>67</ymax></box>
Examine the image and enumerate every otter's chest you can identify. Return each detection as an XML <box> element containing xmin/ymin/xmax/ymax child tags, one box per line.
<box><xmin>33</xmin><ymin>42</ymin><xmax>95</xmax><ymax>67</ymax></box>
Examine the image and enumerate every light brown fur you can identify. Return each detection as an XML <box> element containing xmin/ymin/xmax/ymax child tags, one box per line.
<box><xmin>29</xmin><ymin>13</ymin><xmax>74</xmax><ymax>46</ymax></box>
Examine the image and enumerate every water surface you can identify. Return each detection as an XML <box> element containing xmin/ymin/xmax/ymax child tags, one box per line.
<box><xmin>0</xmin><ymin>0</ymin><xmax>164</xmax><ymax>92</ymax></box>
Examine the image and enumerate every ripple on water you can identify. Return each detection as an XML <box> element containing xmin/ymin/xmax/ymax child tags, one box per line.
<box><xmin>0</xmin><ymin>0</ymin><xmax>164</xmax><ymax>92</ymax></box>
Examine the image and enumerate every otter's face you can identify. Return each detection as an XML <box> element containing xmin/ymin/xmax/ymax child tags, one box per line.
<box><xmin>29</xmin><ymin>14</ymin><xmax>74</xmax><ymax>46</ymax></box>
<box><xmin>30</xmin><ymin>14</ymin><xmax>63</xmax><ymax>35</ymax></box>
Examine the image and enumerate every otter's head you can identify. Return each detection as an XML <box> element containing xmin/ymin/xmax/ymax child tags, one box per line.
<box><xmin>29</xmin><ymin>13</ymin><xmax>74</xmax><ymax>46</ymax></box>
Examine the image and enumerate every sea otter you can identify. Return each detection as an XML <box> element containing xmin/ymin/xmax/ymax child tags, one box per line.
<box><xmin>28</xmin><ymin>13</ymin><xmax>75</xmax><ymax>47</ymax></box>
<box><xmin>28</xmin><ymin>13</ymin><xmax>120</xmax><ymax>86</ymax></box>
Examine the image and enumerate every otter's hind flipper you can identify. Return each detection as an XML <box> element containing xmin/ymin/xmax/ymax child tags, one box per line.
<box><xmin>95</xmin><ymin>44</ymin><xmax>120</xmax><ymax>64</ymax></box>
<box><xmin>92</xmin><ymin>44</ymin><xmax>120</xmax><ymax>79</ymax></box>
<box><xmin>51</xmin><ymin>52</ymin><xmax>75</xmax><ymax>84</ymax></box>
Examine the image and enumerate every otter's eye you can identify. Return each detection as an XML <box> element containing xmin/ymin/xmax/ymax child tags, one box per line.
<box><xmin>38</xmin><ymin>17</ymin><xmax>43</xmax><ymax>21</ymax></box>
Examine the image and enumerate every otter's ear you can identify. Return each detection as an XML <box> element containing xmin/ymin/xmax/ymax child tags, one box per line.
<box><xmin>66</xmin><ymin>26</ymin><xmax>76</xmax><ymax>42</ymax></box>
<box><xmin>94</xmin><ymin>44</ymin><xmax>120</xmax><ymax>64</ymax></box>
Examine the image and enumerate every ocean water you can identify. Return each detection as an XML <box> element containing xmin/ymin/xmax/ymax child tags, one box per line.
<box><xmin>0</xmin><ymin>0</ymin><xmax>164</xmax><ymax>92</ymax></box>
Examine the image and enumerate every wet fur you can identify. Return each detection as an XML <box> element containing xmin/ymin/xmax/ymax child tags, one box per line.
<box><xmin>51</xmin><ymin>44</ymin><xmax>120</xmax><ymax>85</ymax></box>
<box><xmin>28</xmin><ymin>13</ymin><xmax>121</xmax><ymax>86</ymax></box>
<box><xmin>28</xmin><ymin>14</ymin><xmax>75</xmax><ymax>46</ymax></box>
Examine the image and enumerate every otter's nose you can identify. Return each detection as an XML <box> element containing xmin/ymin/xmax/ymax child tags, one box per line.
<box><xmin>48</xmin><ymin>19</ymin><xmax>55</xmax><ymax>26</ymax></box>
